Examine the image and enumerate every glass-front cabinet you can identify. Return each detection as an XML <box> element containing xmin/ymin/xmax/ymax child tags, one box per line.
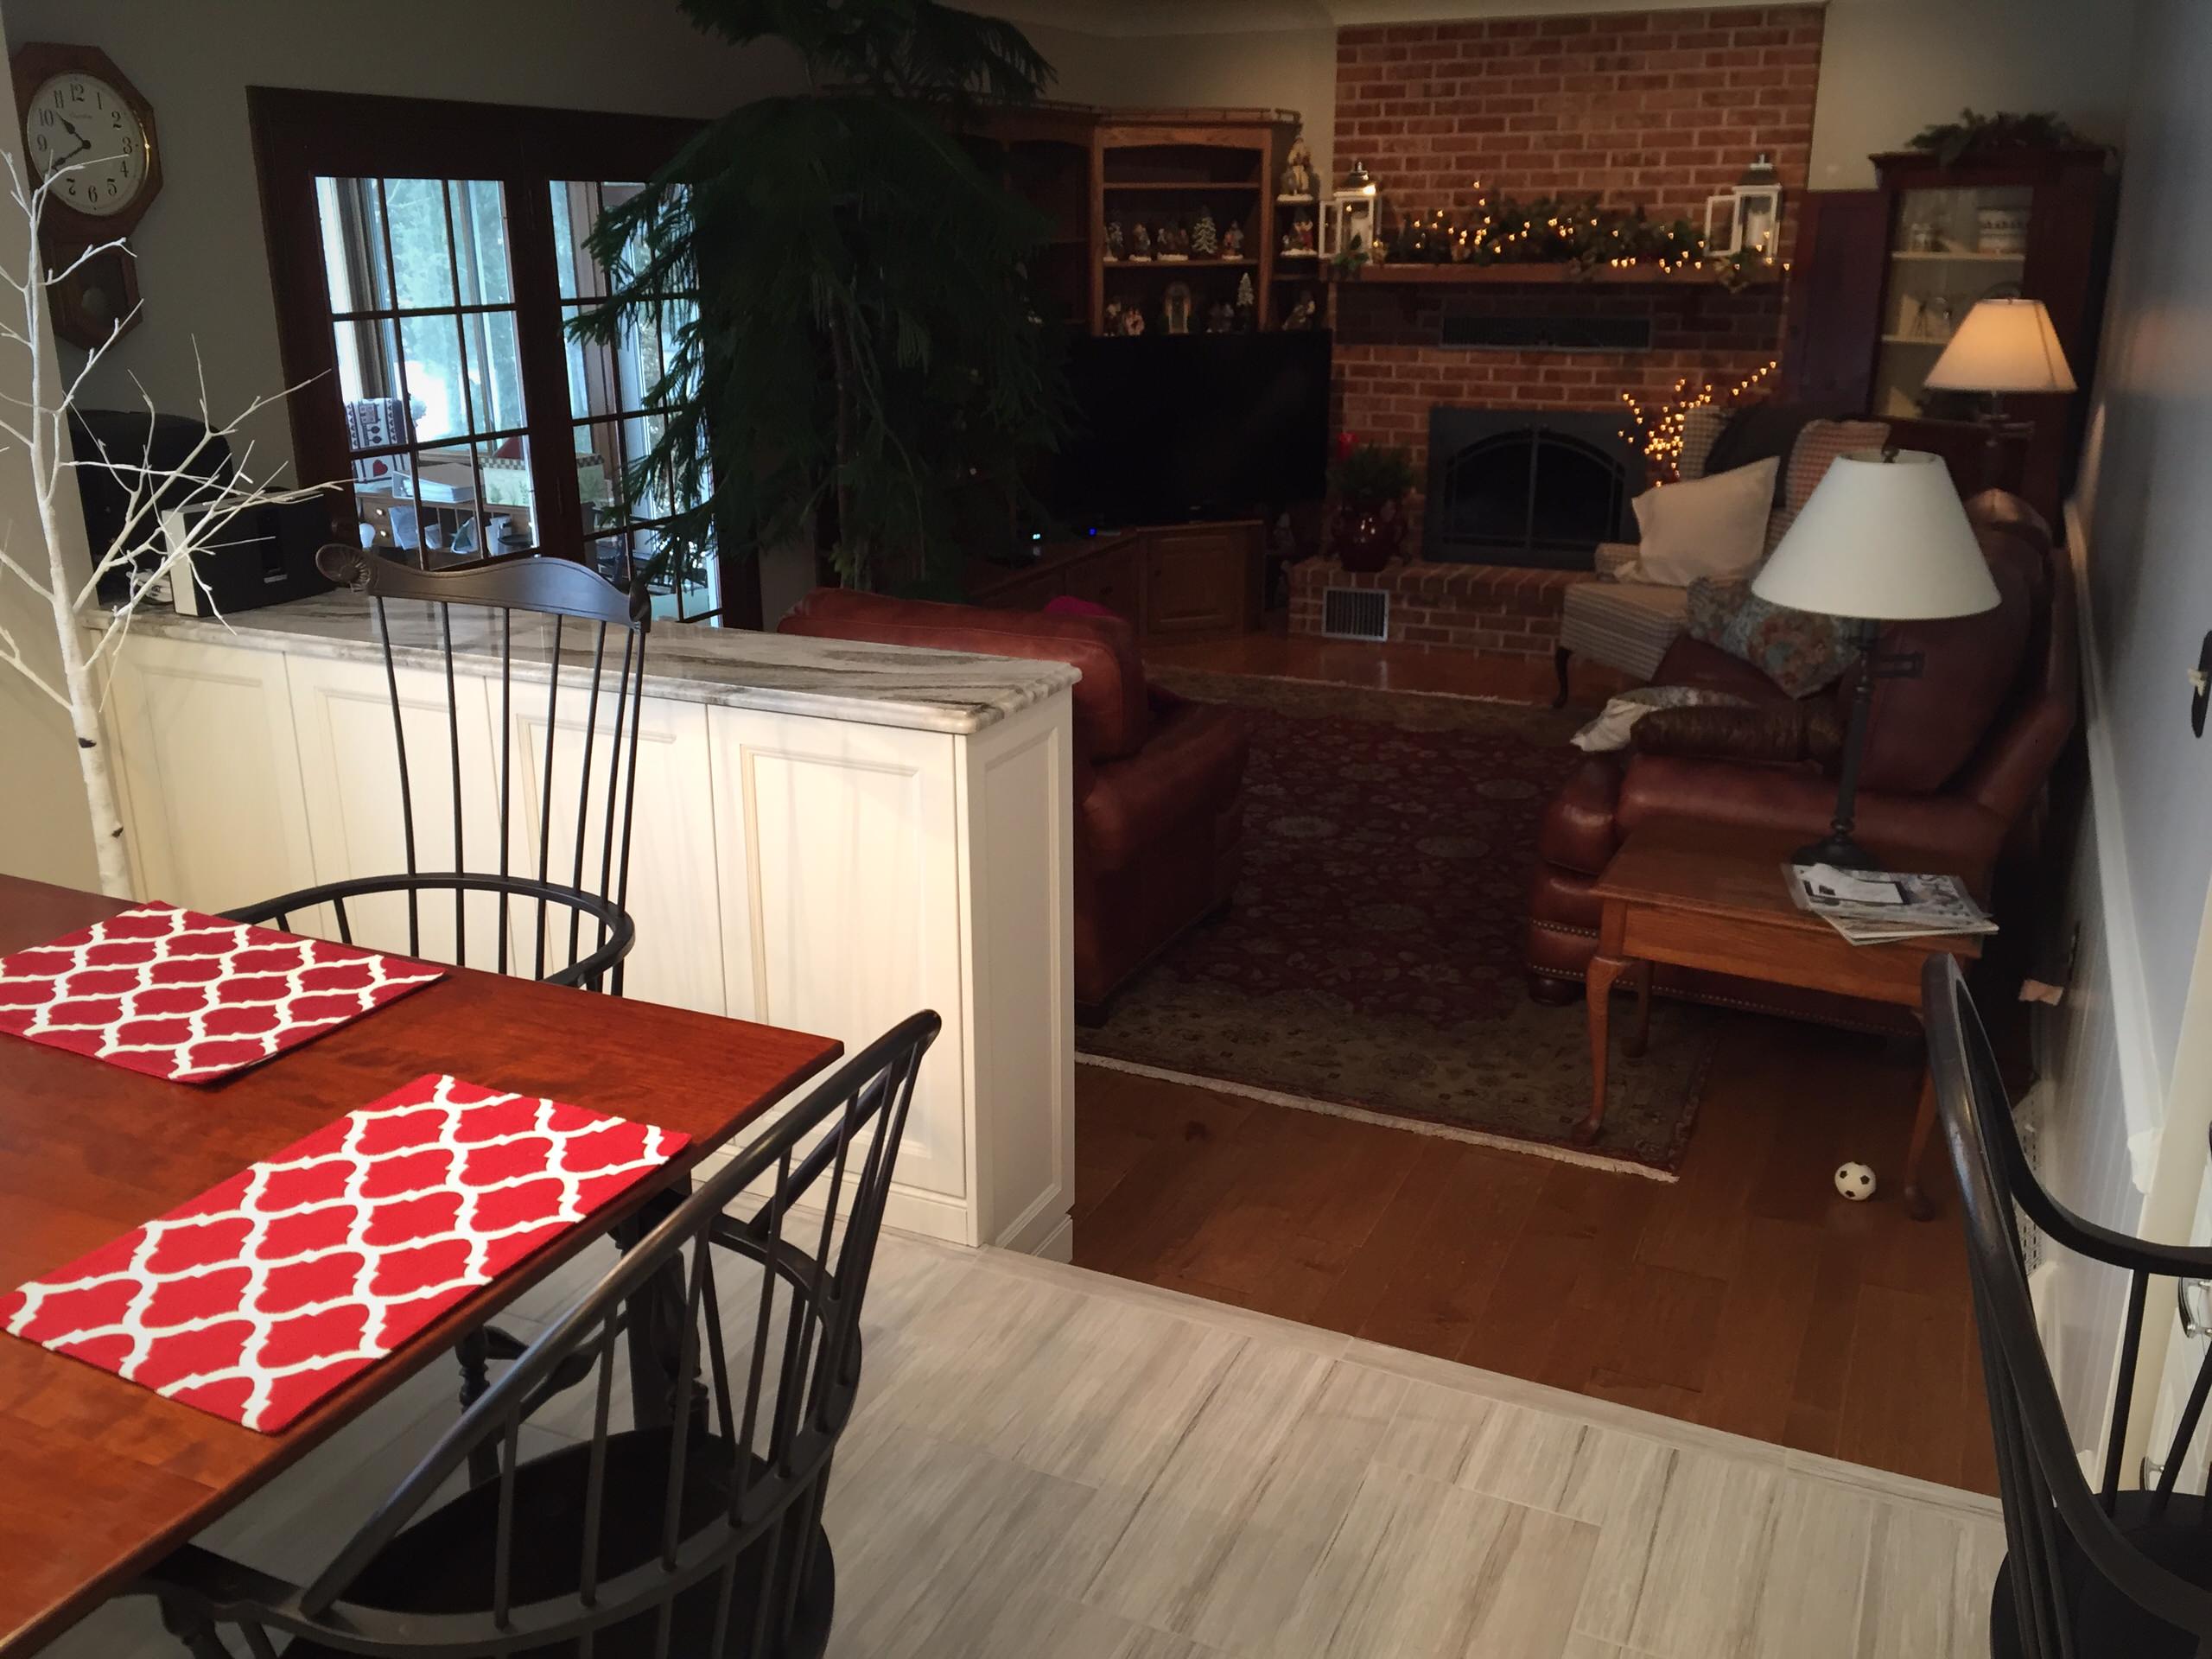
<box><xmin>1872</xmin><ymin>180</ymin><xmax>2034</xmax><ymax>419</ymax></box>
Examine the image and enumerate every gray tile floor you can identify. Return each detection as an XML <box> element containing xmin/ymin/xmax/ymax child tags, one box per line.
<box><xmin>36</xmin><ymin>1233</ymin><xmax>2003</xmax><ymax>1659</ymax></box>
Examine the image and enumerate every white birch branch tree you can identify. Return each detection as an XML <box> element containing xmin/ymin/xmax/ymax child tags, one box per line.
<box><xmin>0</xmin><ymin>150</ymin><xmax>326</xmax><ymax>895</ymax></box>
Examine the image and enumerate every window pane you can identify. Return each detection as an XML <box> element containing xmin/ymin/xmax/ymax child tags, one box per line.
<box><xmin>463</xmin><ymin>309</ymin><xmax>525</xmax><ymax>435</ymax></box>
<box><xmin>398</xmin><ymin>312</ymin><xmax>467</xmax><ymax>442</ymax></box>
<box><xmin>480</xmin><ymin>437</ymin><xmax>539</xmax><ymax>553</ymax></box>
<box><xmin>456</xmin><ymin>181</ymin><xmax>512</xmax><ymax>306</ymax></box>
<box><xmin>333</xmin><ymin>314</ymin><xmax>403</xmax><ymax>411</ymax></box>
<box><xmin>381</xmin><ymin>178</ymin><xmax>455</xmax><ymax>309</ymax></box>
<box><xmin>315</xmin><ymin>177</ymin><xmax>392</xmax><ymax>313</ymax></box>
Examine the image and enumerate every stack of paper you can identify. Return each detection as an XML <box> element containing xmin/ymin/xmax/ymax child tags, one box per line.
<box><xmin>1783</xmin><ymin>863</ymin><xmax>1998</xmax><ymax>946</ymax></box>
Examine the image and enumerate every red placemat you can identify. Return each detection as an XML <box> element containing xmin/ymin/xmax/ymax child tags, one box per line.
<box><xmin>0</xmin><ymin>1074</ymin><xmax>690</xmax><ymax>1433</ymax></box>
<box><xmin>0</xmin><ymin>903</ymin><xmax>444</xmax><ymax>1084</ymax></box>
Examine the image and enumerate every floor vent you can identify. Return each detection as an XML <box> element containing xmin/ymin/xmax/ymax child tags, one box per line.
<box><xmin>1322</xmin><ymin>587</ymin><xmax>1389</xmax><ymax>642</ymax></box>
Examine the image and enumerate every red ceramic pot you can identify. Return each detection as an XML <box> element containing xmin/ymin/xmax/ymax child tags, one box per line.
<box><xmin>1330</xmin><ymin>498</ymin><xmax>1405</xmax><ymax>574</ymax></box>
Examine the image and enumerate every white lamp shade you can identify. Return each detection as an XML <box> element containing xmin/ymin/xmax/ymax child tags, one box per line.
<box><xmin>1923</xmin><ymin>296</ymin><xmax>2077</xmax><ymax>394</ymax></box>
<box><xmin>1751</xmin><ymin>449</ymin><xmax>1999</xmax><ymax>620</ymax></box>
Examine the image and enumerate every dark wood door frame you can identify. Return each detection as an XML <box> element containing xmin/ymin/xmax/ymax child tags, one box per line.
<box><xmin>246</xmin><ymin>87</ymin><xmax>760</xmax><ymax>626</ymax></box>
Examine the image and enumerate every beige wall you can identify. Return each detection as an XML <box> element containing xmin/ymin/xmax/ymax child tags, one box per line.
<box><xmin>1032</xmin><ymin>0</ymin><xmax>2137</xmax><ymax>199</ymax></box>
<box><xmin>1808</xmin><ymin>0</ymin><xmax>2138</xmax><ymax>188</ymax></box>
<box><xmin>0</xmin><ymin>1</ymin><xmax>95</xmax><ymax>887</ymax></box>
<box><xmin>0</xmin><ymin>0</ymin><xmax>806</xmax><ymax>477</ymax></box>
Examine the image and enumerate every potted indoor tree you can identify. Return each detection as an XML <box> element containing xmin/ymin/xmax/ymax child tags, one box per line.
<box><xmin>1327</xmin><ymin>434</ymin><xmax>1415</xmax><ymax>573</ymax></box>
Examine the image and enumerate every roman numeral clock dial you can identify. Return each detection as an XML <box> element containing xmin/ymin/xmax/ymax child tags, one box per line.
<box><xmin>10</xmin><ymin>44</ymin><xmax>162</xmax><ymax>348</ymax></box>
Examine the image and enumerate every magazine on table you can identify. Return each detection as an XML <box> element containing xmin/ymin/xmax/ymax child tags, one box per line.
<box><xmin>1783</xmin><ymin>862</ymin><xmax>1998</xmax><ymax>946</ymax></box>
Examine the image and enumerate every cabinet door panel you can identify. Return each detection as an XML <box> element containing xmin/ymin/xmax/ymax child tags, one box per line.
<box><xmin>286</xmin><ymin>652</ymin><xmax>507</xmax><ymax>968</ymax></box>
<box><xmin>106</xmin><ymin>639</ymin><xmax>316</xmax><ymax>912</ymax></box>
<box><xmin>505</xmin><ymin>690</ymin><xmax>724</xmax><ymax>1014</ymax></box>
<box><xmin>709</xmin><ymin>708</ymin><xmax>967</xmax><ymax>1199</ymax></box>
<box><xmin>1144</xmin><ymin>525</ymin><xmax>1253</xmax><ymax>636</ymax></box>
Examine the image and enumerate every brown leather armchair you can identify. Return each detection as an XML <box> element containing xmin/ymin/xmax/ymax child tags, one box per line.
<box><xmin>1524</xmin><ymin>491</ymin><xmax>2077</xmax><ymax>1019</ymax></box>
<box><xmin>779</xmin><ymin>589</ymin><xmax>1248</xmax><ymax>1018</ymax></box>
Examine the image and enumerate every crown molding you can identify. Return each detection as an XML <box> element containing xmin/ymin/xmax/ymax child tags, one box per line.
<box><xmin>998</xmin><ymin>0</ymin><xmax>1808</xmax><ymax>40</ymax></box>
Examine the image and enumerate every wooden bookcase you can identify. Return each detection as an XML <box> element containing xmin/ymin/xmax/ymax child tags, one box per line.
<box><xmin>961</xmin><ymin>105</ymin><xmax>1306</xmax><ymax>335</ymax></box>
<box><xmin>1781</xmin><ymin>146</ymin><xmax>2115</xmax><ymax>524</ymax></box>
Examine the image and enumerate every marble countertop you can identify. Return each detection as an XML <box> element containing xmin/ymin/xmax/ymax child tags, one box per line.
<box><xmin>114</xmin><ymin>592</ymin><xmax>1079</xmax><ymax>736</ymax></box>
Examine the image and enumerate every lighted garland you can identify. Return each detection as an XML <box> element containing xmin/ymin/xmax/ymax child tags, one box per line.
<box><xmin>1380</xmin><ymin>183</ymin><xmax>1770</xmax><ymax>286</ymax></box>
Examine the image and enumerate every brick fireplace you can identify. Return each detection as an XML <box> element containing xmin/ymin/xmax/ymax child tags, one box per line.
<box><xmin>1291</xmin><ymin>4</ymin><xmax>1824</xmax><ymax>652</ymax></box>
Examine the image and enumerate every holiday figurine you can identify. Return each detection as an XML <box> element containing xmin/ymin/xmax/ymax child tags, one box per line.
<box><xmin>1221</xmin><ymin>221</ymin><xmax>1245</xmax><ymax>259</ymax></box>
<box><xmin>1104</xmin><ymin>220</ymin><xmax>1125</xmax><ymax>261</ymax></box>
<box><xmin>1160</xmin><ymin>221</ymin><xmax>1188</xmax><ymax>261</ymax></box>
<box><xmin>1280</xmin><ymin>135</ymin><xmax>1316</xmax><ymax>200</ymax></box>
<box><xmin>1162</xmin><ymin>281</ymin><xmax>1194</xmax><ymax>335</ymax></box>
<box><xmin>1235</xmin><ymin>272</ymin><xmax>1257</xmax><ymax>330</ymax></box>
<box><xmin>1191</xmin><ymin>206</ymin><xmax>1218</xmax><ymax>258</ymax></box>
<box><xmin>1103</xmin><ymin>298</ymin><xmax>1125</xmax><ymax>333</ymax></box>
<box><xmin>1294</xmin><ymin>213</ymin><xmax>1317</xmax><ymax>252</ymax></box>
<box><xmin>1283</xmin><ymin>290</ymin><xmax>1319</xmax><ymax>330</ymax></box>
<box><xmin>1128</xmin><ymin>222</ymin><xmax>1153</xmax><ymax>261</ymax></box>
<box><xmin>1205</xmin><ymin>301</ymin><xmax>1236</xmax><ymax>334</ymax></box>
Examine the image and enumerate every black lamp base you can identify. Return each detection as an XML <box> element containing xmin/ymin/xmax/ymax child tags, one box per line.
<box><xmin>1792</xmin><ymin>831</ymin><xmax>1884</xmax><ymax>874</ymax></box>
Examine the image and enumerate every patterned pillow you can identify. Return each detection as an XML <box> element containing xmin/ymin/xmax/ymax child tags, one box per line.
<box><xmin>1685</xmin><ymin>575</ymin><xmax>1859</xmax><ymax>698</ymax></box>
<box><xmin>1764</xmin><ymin>419</ymin><xmax>1890</xmax><ymax>553</ymax></box>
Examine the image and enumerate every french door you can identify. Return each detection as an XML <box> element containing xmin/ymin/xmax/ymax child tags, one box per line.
<box><xmin>250</xmin><ymin>88</ymin><xmax>752</xmax><ymax>626</ymax></box>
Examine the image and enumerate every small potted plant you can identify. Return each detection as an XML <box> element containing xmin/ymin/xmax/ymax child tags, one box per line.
<box><xmin>1327</xmin><ymin>434</ymin><xmax>1415</xmax><ymax>573</ymax></box>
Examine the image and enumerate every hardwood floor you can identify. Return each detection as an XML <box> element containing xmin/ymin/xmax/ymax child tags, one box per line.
<box><xmin>1074</xmin><ymin>625</ymin><xmax>1993</xmax><ymax>1496</ymax></box>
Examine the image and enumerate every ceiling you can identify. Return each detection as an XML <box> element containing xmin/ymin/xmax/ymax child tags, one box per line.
<box><xmin>995</xmin><ymin>0</ymin><xmax>1813</xmax><ymax>37</ymax></box>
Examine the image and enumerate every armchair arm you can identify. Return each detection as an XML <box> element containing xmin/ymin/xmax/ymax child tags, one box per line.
<box><xmin>1617</xmin><ymin>755</ymin><xmax>2014</xmax><ymax>877</ymax></box>
<box><xmin>1592</xmin><ymin>541</ymin><xmax>1642</xmax><ymax>579</ymax></box>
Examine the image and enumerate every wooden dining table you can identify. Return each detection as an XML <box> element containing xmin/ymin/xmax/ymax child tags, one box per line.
<box><xmin>0</xmin><ymin>874</ymin><xmax>842</xmax><ymax>1656</ymax></box>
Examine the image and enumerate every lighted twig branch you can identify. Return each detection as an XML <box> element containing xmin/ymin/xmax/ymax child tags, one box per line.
<box><xmin>0</xmin><ymin>149</ymin><xmax>325</xmax><ymax>895</ymax></box>
<box><xmin>1618</xmin><ymin>359</ymin><xmax>1778</xmax><ymax>486</ymax></box>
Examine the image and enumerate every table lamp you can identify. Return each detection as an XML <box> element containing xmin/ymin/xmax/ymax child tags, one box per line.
<box><xmin>1751</xmin><ymin>448</ymin><xmax>1999</xmax><ymax>871</ymax></box>
<box><xmin>1923</xmin><ymin>296</ymin><xmax>2076</xmax><ymax>491</ymax></box>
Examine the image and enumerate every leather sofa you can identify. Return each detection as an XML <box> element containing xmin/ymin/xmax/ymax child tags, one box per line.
<box><xmin>1524</xmin><ymin>490</ymin><xmax>2077</xmax><ymax>1020</ymax></box>
<box><xmin>779</xmin><ymin>589</ymin><xmax>1248</xmax><ymax>1017</ymax></box>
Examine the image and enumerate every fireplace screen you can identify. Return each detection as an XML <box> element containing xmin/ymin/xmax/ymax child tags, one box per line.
<box><xmin>1424</xmin><ymin>410</ymin><xmax>1638</xmax><ymax>569</ymax></box>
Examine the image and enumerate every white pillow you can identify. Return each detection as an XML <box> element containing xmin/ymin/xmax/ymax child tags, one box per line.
<box><xmin>1624</xmin><ymin>456</ymin><xmax>1781</xmax><ymax>587</ymax></box>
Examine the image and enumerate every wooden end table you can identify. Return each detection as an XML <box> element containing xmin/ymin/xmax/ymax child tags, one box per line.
<box><xmin>1583</xmin><ymin>823</ymin><xmax>1982</xmax><ymax>1219</ymax></box>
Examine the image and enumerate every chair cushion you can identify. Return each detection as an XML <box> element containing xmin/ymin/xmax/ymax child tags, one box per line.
<box><xmin>1989</xmin><ymin>1490</ymin><xmax>2212</xmax><ymax>1659</ymax></box>
<box><xmin>1859</xmin><ymin>546</ymin><xmax>2031</xmax><ymax>794</ymax></box>
<box><xmin>780</xmin><ymin>588</ymin><xmax>1150</xmax><ymax>761</ymax></box>
<box><xmin>1560</xmin><ymin>581</ymin><xmax>1692</xmax><ymax>682</ymax></box>
<box><xmin>283</xmin><ymin>1427</ymin><xmax>833</xmax><ymax>1659</ymax></box>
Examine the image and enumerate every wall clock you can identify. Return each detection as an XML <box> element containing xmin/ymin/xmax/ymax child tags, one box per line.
<box><xmin>10</xmin><ymin>43</ymin><xmax>162</xmax><ymax>348</ymax></box>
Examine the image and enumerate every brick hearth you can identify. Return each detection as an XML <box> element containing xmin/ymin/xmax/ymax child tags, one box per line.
<box><xmin>1328</xmin><ymin>5</ymin><xmax>1824</xmax><ymax>544</ymax></box>
<box><xmin>1287</xmin><ymin>557</ymin><xmax>1585</xmax><ymax>658</ymax></box>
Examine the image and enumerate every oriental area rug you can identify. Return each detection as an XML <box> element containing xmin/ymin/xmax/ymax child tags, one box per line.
<box><xmin>1076</xmin><ymin>669</ymin><xmax>1713</xmax><ymax>1178</ymax></box>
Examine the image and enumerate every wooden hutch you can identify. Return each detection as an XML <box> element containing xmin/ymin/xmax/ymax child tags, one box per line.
<box><xmin>957</xmin><ymin>106</ymin><xmax>1311</xmax><ymax>638</ymax></box>
<box><xmin>1781</xmin><ymin>145</ymin><xmax>2114</xmax><ymax>524</ymax></box>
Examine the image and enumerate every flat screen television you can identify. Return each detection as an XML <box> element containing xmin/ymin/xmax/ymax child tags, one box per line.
<box><xmin>1043</xmin><ymin>331</ymin><xmax>1332</xmax><ymax>530</ymax></box>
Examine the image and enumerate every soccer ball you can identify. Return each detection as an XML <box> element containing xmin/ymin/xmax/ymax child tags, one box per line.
<box><xmin>1834</xmin><ymin>1161</ymin><xmax>1877</xmax><ymax>1202</ymax></box>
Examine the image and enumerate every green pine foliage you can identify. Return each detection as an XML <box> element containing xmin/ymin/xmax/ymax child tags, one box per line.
<box><xmin>570</xmin><ymin>0</ymin><xmax>1065</xmax><ymax>594</ymax></box>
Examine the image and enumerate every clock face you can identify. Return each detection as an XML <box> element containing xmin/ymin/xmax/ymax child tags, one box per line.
<box><xmin>26</xmin><ymin>72</ymin><xmax>149</xmax><ymax>219</ymax></box>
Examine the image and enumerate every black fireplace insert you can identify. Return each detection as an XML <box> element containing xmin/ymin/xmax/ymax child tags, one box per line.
<box><xmin>1423</xmin><ymin>408</ymin><xmax>1640</xmax><ymax>569</ymax></box>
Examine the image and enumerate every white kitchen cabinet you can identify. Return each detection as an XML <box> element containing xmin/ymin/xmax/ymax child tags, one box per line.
<box><xmin>99</xmin><ymin>613</ymin><xmax>1077</xmax><ymax>1260</ymax></box>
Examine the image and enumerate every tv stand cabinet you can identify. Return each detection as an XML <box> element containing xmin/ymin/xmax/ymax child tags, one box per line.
<box><xmin>969</xmin><ymin>518</ymin><xmax>1264</xmax><ymax>641</ymax></box>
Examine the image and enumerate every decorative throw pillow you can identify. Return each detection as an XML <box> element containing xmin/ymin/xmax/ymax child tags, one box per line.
<box><xmin>1625</xmin><ymin>456</ymin><xmax>1781</xmax><ymax>587</ymax></box>
<box><xmin>1764</xmin><ymin>419</ymin><xmax>1891</xmax><ymax>553</ymax></box>
<box><xmin>1630</xmin><ymin>700</ymin><xmax>1845</xmax><ymax>765</ymax></box>
<box><xmin>1685</xmin><ymin>575</ymin><xmax>1859</xmax><ymax>698</ymax></box>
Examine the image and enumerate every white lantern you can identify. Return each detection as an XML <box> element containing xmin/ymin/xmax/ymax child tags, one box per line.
<box><xmin>1321</xmin><ymin>160</ymin><xmax>1380</xmax><ymax>261</ymax></box>
<box><xmin>1704</xmin><ymin>153</ymin><xmax>1784</xmax><ymax>260</ymax></box>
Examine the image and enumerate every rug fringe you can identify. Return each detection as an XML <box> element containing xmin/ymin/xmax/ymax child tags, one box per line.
<box><xmin>1074</xmin><ymin>1052</ymin><xmax>1679</xmax><ymax>1182</ymax></box>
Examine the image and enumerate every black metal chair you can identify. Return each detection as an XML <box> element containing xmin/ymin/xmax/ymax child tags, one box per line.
<box><xmin>224</xmin><ymin>546</ymin><xmax>652</xmax><ymax>995</ymax></box>
<box><xmin>1925</xmin><ymin>954</ymin><xmax>2212</xmax><ymax>1657</ymax></box>
<box><xmin>140</xmin><ymin>1009</ymin><xmax>940</xmax><ymax>1659</ymax></box>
